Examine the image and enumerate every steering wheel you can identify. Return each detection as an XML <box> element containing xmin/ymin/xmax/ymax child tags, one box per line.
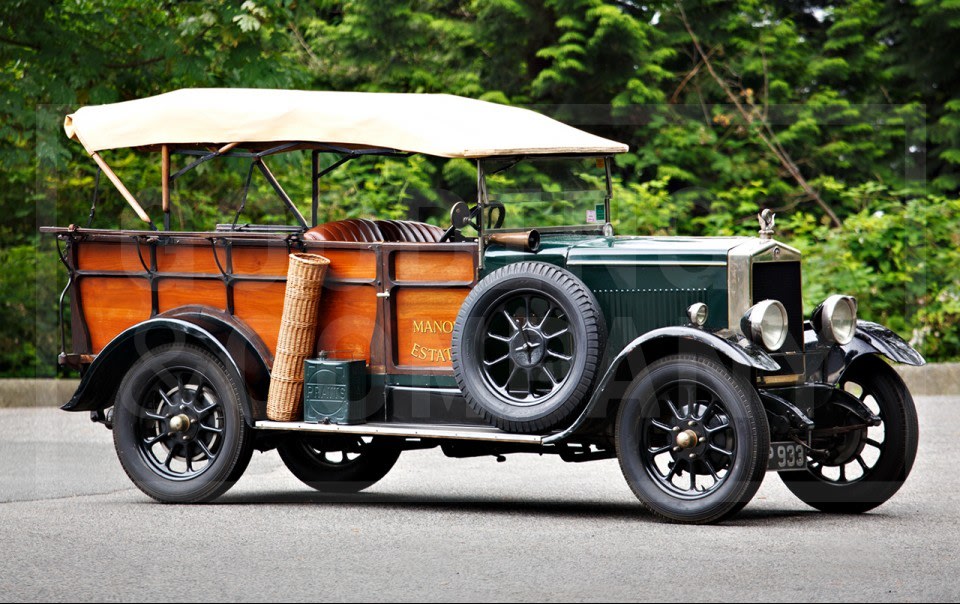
<box><xmin>439</xmin><ymin>201</ymin><xmax>505</xmax><ymax>242</ymax></box>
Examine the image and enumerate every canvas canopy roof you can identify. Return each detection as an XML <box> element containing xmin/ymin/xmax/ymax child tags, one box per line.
<box><xmin>64</xmin><ymin>88</ymin><xmax>628</xmax><ymax>158</ymax></box>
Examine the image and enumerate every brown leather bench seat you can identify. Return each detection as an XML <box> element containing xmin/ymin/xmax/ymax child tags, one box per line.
<box><xmin>304</xmin><ymin>218</ymin><xmax>444</xmax><ymax>243</ymax></box>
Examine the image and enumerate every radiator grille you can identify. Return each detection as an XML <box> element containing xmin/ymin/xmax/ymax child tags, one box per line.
<box><xmin>752</xmin><ymin>261</ymin><xmax>803</xmax><ymax>352</ymax></box>
<box><xmin>594</xmin><ymin>288</ymin><xmax>708</xmax><ymax>352</ymax></box>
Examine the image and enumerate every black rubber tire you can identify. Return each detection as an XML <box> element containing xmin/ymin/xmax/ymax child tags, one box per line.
<box><xmin>277</xmin><ymin>435</ymin><xmax>402</xmax><ymax>494</ymax></box>
<box><xmin>112</xmin><ymin>343</ymin><xmax>254</xmax><ymax>503</ymax></box>
<box><xmin>451</xmin><ymin>261</ymin><xmax>606</xmax><ymax>433</ymax></box>
<box><xmin>780</xmin><ymin>357</ymin><xmax>919</xmax><ymax>514</ymax></box>
<box><xmin>615</xmin><ymin>354</ymin><xmax>769</xmax><ymax>524</ymax></box>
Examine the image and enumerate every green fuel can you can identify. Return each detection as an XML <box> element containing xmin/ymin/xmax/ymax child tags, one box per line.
<box><xmin>303</xmin><ymin>356</ymin><xmax>367</xmax><ymax>424</ymax></box>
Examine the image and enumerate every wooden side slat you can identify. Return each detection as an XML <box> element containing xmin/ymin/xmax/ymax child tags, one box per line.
<box><xmin>231</xmin><ymin>246</ymin><xmax>291</xmax><ymax>276</ymax></box>
<box><xmin>392</xmin><ymin>288</ymin><xmax>469</xmax><ymax>368</ymax></box>
<box><xmin>315</xmin><ymin>285</ymin><xmax>378</xmax><ymax>363</ymax></box>
<box><xmin>77</xmin><ymin>242</ymin><xmax>146</xmax><ymax>273</ymax></box>
<box><xmin>79</xmin><ymin>277</ymin><xmax>152</xmax><ymax>352</ymax></box>
<box><xmin>155</xmin><ymin>245</ymin><xmax>221</xmax><ymax>274</ymax></box>
<box><xmin>308</xmin><ymin>248</ymin><xmax>378</xmax><ymax>281</ymax></box>
<box><xmin>232</xmin><ymin>281</ymin><xmax>286</xmax><ymax>353</ymax></box>
<box><xmin>158</xmin><ymin>279</ymin><xmax>226</xmax><ymax>313</ymax></box>
<box><xmin>393</xmin><ymin>250</ymin><xmax>475</xmax><ymax>283</ymax></box>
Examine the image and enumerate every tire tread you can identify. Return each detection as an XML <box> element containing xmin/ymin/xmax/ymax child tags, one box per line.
<box><xmin>451</xmin><ymin>261</ymin><xmax>606</xmax><ymax>433</ymax></box>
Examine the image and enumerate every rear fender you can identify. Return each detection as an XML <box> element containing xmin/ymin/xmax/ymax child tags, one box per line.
<box><xmin>63</xmin><ymin>307</ymin><xmax>271</xmax><ymax>426</ymax></box>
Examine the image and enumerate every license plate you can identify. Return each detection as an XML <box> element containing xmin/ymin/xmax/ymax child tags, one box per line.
<box><xmin>767</xmin><ymin>441</ymin><xmax>807</xmax><ymax>472</ymax></box>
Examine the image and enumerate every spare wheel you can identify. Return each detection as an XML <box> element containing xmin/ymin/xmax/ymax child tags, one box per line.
<box><xmin>451</xmin><ymin>261</ymin><xmax>606</xmax><ymax>433</ymax></box>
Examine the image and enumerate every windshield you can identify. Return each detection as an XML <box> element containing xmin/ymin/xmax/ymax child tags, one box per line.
<box><xmin>482</xmin><ymin>157</ymin><xmax>610</xmax><ymax>231</ymax></box>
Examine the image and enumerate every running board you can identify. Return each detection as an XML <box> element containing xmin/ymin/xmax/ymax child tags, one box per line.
<box><xmin>255</xmin><ymin>421</ymin><xmax>546</xmax><ymax>444</ymax></box>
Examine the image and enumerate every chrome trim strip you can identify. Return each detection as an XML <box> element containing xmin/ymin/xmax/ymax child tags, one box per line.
<box><xmin>255</xmin><ymin>420</ymin><xmax>545</xmax><ymax>444</ymax></box>
<box><xmin>727</xmin><ymin>239</ymin><xmax>802</xmax><ymax>335</ymax></box>
<box><xmin>387</xmin><ymin>386</ymin><xmax>462</xmax><ymax>395</ymax></box>
<box><xmin>567</xmin><ymin>259</ymin><xmax>727</xmax><ymax>267</ymax></box>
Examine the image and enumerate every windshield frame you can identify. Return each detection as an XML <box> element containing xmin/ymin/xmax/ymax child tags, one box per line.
<box><xmin>477</xmin><ymin>154</ymin><xmax>614</xmax><ymax>236</ymax></box>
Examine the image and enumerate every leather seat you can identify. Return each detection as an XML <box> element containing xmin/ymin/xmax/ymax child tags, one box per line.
<box><xmin>408</xmin><ymin>221</ymin><xmax>445</xmax><ymax>243</ymax></box>
<box><xmin>305</xmin><ymin>219</ymin><xmax>444</xmax><ymax>243</ymax></box>
<box><xmin>304</xmin><ymin>219</ymin><xmax>381</xmax><ymax>242</ymax></box>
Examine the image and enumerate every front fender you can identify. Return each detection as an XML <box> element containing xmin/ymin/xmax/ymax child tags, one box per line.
<box><xmin>62</xmin><ymin>317</ymin><xmax>265</xmax><ymax>426</ymax></box>
<box><xmin>848</xmin><ymin>320</ymin><xmax>925</xmax><ymax>366</ymax></box>
<box><xmin>620</xmin><ymin>327</ymin><xmax>781</xmax><ymax>373</ymax></box>
<box><xmin>544</xmin><ymin>327</ymin><xmax>779</xmax><ymax>444</ymax></box>
<box><xmin>821</xmin><ymin>320</ymin><xmax>925</xmax><ymax>384</ymax></box>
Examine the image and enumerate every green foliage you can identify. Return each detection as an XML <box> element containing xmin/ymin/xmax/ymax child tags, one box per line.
<box><xmin>611</xmin><ymin>177</ymin><xmax>694</xmax><ymax>236</ymax></box>
<box><xmin>3</xmin><ymin>0</ymin><xmax>960</xmax><ymax>373</ymax></box>
<box><xmin>0</xmin><ymin>241</ymin><xmax>62</xmax><ymax>377</ymax></box>
<box><xmin>783</xmin><ymin>186</ymin><xmax>960</xmax><ymax>360</ymax></box>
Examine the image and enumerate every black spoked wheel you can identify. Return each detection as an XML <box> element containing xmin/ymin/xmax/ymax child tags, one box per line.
<box><xmin>480</xmin><ymin>291</ymin><xmax>576</xmax><ymax>406</ymax></box>
<box><xmin>134</xmin><ymin>372</ymin><xmax>226</xmax><ymax>480</ymax></box>
<box><xmin>452</xmin><ymin>261</ymin><xmax>605</xmax><ymax>433</ymax></box>
<box><xmin>278</xmin><ymin>435</ymin><xmax>402</xmax><ymax>494</ymax></box>
<box><xmin>640</xmin><ymin>382</ymin><xmax>739</xmax><ymax>498</ymax></box>
<box><xmin>780</xmin><ymin>357</ymin><xmax>918</xmax><ymax>513</ymax></box>
<box><xmin>113</xmin><ymin>344</ymin><xmax>253</xmax><ymax>503</ymax></box>
<box><xmin>616</xmin><ymin>354</ymin><xmax>769</xmax><ymax>524</ymax></box>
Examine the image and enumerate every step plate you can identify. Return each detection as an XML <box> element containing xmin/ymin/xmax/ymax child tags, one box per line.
<box><xmin>255</xmin><ymin>420</ymin><xmax>545</xmax><ymax>444</ymax></box>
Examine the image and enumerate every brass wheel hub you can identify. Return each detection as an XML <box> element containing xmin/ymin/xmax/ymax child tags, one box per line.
<box><xmin>676</xmin><ymin>429</ymin><xmax>700</xmax><ymax>449</ymax></box>
<box><xmin>169</xmin><ymin>413</ymin><xmax>192</xmax><ymax>433</ymax></box>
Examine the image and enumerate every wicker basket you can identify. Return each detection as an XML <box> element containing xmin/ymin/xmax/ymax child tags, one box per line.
<box><xmin>266</xmin><ymin>253</ymin><xmax>330</xmax><ymax>422</ymax></box>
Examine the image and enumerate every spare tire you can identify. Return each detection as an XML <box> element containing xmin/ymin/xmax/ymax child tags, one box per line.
<box><xmin>451</xmin><ymin>261</ymin><xmax>606</xmax><ymax>433</ymax></box>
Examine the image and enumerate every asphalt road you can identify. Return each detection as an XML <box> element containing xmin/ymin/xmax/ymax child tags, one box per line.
<box><xmin>1</xmin><ymin>398</ymin><xmax>958</xmax><ymax>602</ymax></box>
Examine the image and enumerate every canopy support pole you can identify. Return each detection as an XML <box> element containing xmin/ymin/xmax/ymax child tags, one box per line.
<box><xmin>311</xmin><ymin>150</ymin><xmax>319</xmax><ymax>227</ymax></box>
<box><xmin>161</xmin><ymin>145</ymin><xmax>170</xmax><ymax>230</ymax></box>
<box><xmin>256</xmin><ymin>159</ymin><xmax>308</xmax><ymax>228</ymax></box>
<box><xmin>310</xmin><ymin>153</ymin><xmax>356</xmax><ymax>229</ymax></box>
<box><xmin>170</xmin><ymin>142</ymin><xmax>244</xmax><ymax>181</ymax></box>
<box><xmin>604</xmin><ymin>155</ymin><xmax>613</xmax><ymax>229</ymax></box>
<box><xmin>476</xmin><ymin>160</ymin><xmax>486</xmax><ymax>271</ymax></box>
<box><xmin>89</xmin><ymin>151</ymin><xmax>156</xmax><ymax>230</ymax></box>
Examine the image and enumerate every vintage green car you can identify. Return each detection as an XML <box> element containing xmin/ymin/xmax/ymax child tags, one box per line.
<box><xmin>45</xmin><ymin>89</ymin><xmax>922</xmax><ymax>523</ymax></box>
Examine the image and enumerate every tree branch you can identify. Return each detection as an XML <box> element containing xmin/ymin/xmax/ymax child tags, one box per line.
<box><xmin>288</xmin><ymin>20</ymin><xmax>323</xmax><ymax>70</ymax></box>
<box><xmin>0</xmin><ymin>35</ymin><xmax>40</xmax><ymax>51</ymax></box>
<box><xmin>676</xmin><ymin>2</ymin><xmax>842</xmax><ymax>227</ymax></box>
<box><xmin>670</xmin><ymin>44</ymin><xmax>718</xmax><ymax>104</ymax></box>
<box><xmin>693</xmin><ymin>79</ymin><xmax>711</xmax><ymax>125</ymax></box>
